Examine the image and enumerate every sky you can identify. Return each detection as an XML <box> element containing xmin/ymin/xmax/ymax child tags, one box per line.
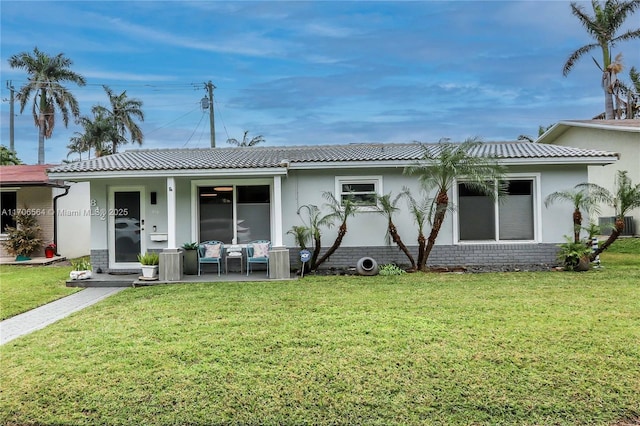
<box><xmin>1</xmin><ymin>1</ymin><xmax>639</xmax><ymax>165</ymax></box>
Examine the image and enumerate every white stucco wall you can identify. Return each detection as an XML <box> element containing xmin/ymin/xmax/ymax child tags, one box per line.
<box><xmin>54</xmin><ymin>182</ymin><xmax>90</xmax><ymax>258</ymax></box>
<box><xmin>550</xmin><ymin>126</ymin><xmax>639</xmax><ymax>234</ymax></box>
<box><xmin>80</xmin><ymin>161</ymin><xmax>595</xmax><ymax>263</ymax></box>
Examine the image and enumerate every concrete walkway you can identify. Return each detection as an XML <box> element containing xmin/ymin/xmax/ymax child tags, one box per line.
<box><xmin>1</xmin><ymin>287</ymin><xmax>127</xmax><ymax>345</ymax></box>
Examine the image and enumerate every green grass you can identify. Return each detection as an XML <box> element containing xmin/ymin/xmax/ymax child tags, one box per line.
<box><xmin>1</xmin><ymin>246</ymin><xmax>639</xmax><ymax>425</ymax></box>
<box><xmin>0</xmin><ymin>241</ymin><xmax>637</xmax><ymax>425</ymax></box>
<box><xmin>0</xmin><ymin>262</ymin><xmax>80</xmax><ymax>320</ymax></box>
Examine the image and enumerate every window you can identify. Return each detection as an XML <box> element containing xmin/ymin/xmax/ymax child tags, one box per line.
<box><xmin>1</xmin><ymin>191</ymin><xmax>17</xmax><ymax>233</ymax></box>
<box><xmin>457</xmin><ymin>178</ymin><xmax>535</xmax><ymax>242</ymax></box>
<box><xmin>198</xmin><ymin>185</ymin><xmax>271</xmax><ymax>244</ymax></box>
<box><xmin>336</xmin><ymin>176</ymin><xmax>382</xmax><ymax>208</ymax></box>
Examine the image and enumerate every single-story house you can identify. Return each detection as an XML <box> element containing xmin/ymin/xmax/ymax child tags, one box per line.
<box><xmin>538</xmin><ymin>119</ymin><xmax>639</xmax><ymax>235</ymax></box>
<box><xmin>47</xmin><ymin>141</ymin><xmax>618</xmax><ymax>274</ymax></box>
<box><xmin>0</xmin><ymin>164</ymin><xmax>90</xmax><ymax>259</ymax></box>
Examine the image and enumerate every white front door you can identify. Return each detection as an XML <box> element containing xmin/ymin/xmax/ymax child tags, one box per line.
<box><xmin>109</xmin><ymin>186</ymin><xmax>146</xmax><ymax>269</ymax></box>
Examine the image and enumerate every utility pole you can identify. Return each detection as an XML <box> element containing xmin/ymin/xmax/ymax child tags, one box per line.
<box><xmin>204</xmin><ymin>81</ymin><xmax>216</xmax><ymax>148</ymax></box>
<box><xmin>6</xmin><ymin>81</ymin><xmax>15</xmax><ymax>152</ymax></box>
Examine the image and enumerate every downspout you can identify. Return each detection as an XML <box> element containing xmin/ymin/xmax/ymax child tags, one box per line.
<box><xmin>52</xmin><ymin>183</ymin><xmax>71</xmax><ymax>256</ymax></box>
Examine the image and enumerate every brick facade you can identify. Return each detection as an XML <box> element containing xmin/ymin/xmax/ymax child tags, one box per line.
<box><xmin>288</xmin><ymin>244</ymin><xmax>559</xmax><ymax>271</ymax></box>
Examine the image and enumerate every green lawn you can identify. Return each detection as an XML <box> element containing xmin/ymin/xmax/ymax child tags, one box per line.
<box><xmin>0</xmin><ymin>261</ymin><xmax>80</xmax><ymax>320</ymax></box>
<box><xmin>1</xmin><ymin>240</ymin><xmax>639</xmax><ymax>426</ymax></box>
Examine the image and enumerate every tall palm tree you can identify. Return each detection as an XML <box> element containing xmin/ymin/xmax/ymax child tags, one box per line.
<box><xmin>545</xmin><ymin>183</ymin><xmax>612</xmax><ymax>243</ymax></box>
<box><xmin>227</xmin><ymin>131</ymin><xmax>265</xmax><ymax>147</ymax></box>
<box><xmin>404</xmin><ymin>139</ymin><xmax>507</xmax><ymax>270</ymax></box>
<box><xmin>591</xmin><ymin>170</ymin><xmax>640</xmax><ymax>259</ymax></box>
<box><xmin>563</xmin><ymin>0</ymin><xmax>640</xmax><ymax>119</ymax></box>
<box><xmin>375</xmin><ymin>192</ymin><xmax>416</xmax><ymax>271</ymax></box>
<box><xmin>93</xmin><ymin>85</ymin><xmax>144</xmax><ymax>154</ymax></box>
<box><xmin>8</xmin><ymin>47</ymin><xmax>86</xmax><ymax>164</ymax></box>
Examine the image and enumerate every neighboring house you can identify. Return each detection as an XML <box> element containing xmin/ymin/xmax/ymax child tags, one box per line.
<box><xmin>538</xmin><ymin>119</ymin><xmax>639</xmax><ymax>235</ymax></box>
<box><xmin>0</xmin><ymin>164</ymin><xmax>90</xmax><ymax>259</ymax></box>
<box><xmin>47</xmin><ymin>142</ymin><xmax>618</xmax><ymax>273</ymax></box>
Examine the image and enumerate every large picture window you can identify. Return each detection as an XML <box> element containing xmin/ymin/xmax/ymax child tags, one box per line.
<box><xmin>457</xmin><ymin>178</ymin><xmax>535</xmax><ymax>242</ymax></box>
<box><xmin>198</xmin><ymin>184</ymin><xmax>271</xmax><ymax>244</ymax></box>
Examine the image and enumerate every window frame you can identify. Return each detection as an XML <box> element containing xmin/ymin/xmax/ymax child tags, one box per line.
<box><xmin>334</xmin><ymin>176</ymin><xmax>383</xmax><ymax>211</ymax></box>
<box><xmin>453</xmin><ymin>173</ymin><xmax>541</xmax><ymax>244</ymax></box>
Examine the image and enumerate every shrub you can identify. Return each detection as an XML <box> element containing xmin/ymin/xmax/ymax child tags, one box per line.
<box><xmin>1</xmin><ymin>211</ymin><xmax>42</xmax><ymax>257</ymax></box>
<box><xmin>71</xmin><ymin>257</ymin><xmax>91</xmax><ymax>271</ymax></box>
<box><xmin>378</xmin><ymin>263</ymin><xmax>407</xmax><ymax>276</ymax></box>
<box><xmin>137</xmin><ymin>252</ymin><xmax>159</xmax><ymax>265</ymax></box>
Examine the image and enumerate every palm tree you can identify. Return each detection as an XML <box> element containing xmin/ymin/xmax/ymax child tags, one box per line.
<box><xmin>591</xmin><ymin>170</ymin><xmax>640</xmax><ymax>259</ymax></box>
<box><xmin>563</xmin><ymin>0</ymin><xmax>640</xmax><ymax>119</ymax></box>
<box><xmin>620</xmin><ymin>66</ymin><xmax>640</xmax><ymax>118</ymax></box>
<box><xmin>545</xmin><ymin>184</ymin><xmax>612</xmax><ymax>243</ymax></box>
<box><xmin>402</xmin><ymin>188</ymin><xmax>430</xmax><ymax>271</ymax></box>
<box><xmin>67</xmin><ymin>111</ymin><xmax>116</xmax><ymax>160</ymax></box>
<box><xmin>404</xmin><ymin>139</ymin><xmax>507</xmax><ymax>270</ymax></box>
<box><xmin>227</xmin><ymin>131</ymin><xmax>265</xmax><ymax>147</ymax></box>
<box><xmin>375</xmin><ymin>192</ymin><xmax>416</xmax><ymax>271</ymax></box>
<box><xmin>313</xmin><ymin>192</ymin><xmax>359</xmax><ymax>270</ymax></box>
<box><xmin>8</xmin><ymin>47</ymin><xmax>86</xmax><ymax>164</ymax></box>
<box><xmin>296</xmin><ymin>203</ymin><xmax>332</xmax><ymax>271</ymax></box>
<box><xmin>93</xmin><ymin>85</ymin><xmax>144</xmax><ymax>154</ymax></box>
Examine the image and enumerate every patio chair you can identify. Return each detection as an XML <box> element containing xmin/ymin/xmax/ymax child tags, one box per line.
<box><xmin>246</xmin><ymin>240</ymin><xmax>271</xmax><ymax>276</ymax></box>
<box><xmin>198</xmin><ymin>240</ymin><xmax>224</xmax><ymax>276</ymax></box>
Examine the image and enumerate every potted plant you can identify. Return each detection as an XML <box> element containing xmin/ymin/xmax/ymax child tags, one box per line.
<box><xmin>557</xmin><ymin>237</ymin><xmax>592</xmax><ymax>272</ymax></box>
<box><xmin>182</xmin><ymin>242</ymin><xmax>199</xmax><ymax>275</ymax></box>
<box><xmin>138</xmin><ymin>252</ymin><xmax>160</xmax><ymax>278</ymax></box>
<box><xmin>44</xmin><ymin>242</ymin><xmax>56</xmax><ymax>259</ymax></box>
<box><xmin>1</xmin><ymin>211</ymin><xmax>42</xmax><ymax>261</ymax></box>
<box><xmin>70</xmin><ymin>257</ymin><xmax>92</xmax><ymax>280</ymax></box>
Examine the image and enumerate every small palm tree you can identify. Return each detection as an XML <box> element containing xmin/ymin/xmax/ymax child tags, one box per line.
<box><xmin>8</xmin><ymin>47</ymin><xmax>86</xmax><ymax>164</ymax></box>
<box><xmin>227</xmin><ymin>131</ymin><xmax>265</xmax><ymax>147</ymax></box>
<box><xmin>562</xmin><ymin>0</ymin><xmax>640</xmax><ymax>119</ymax></box>
<box><xmin>375</xmin><ymin>192</ymin><xmax>416</xmax><ymax>271</ymax></box>
<box><xmin>404</xmin><ymin>138</ymin><xmax>507</xmax><ymax>270</ymax></box>
<box><xmin>402</xmin><ymin>188</ymin><xmax>431</xmax><ymax>271</ymax></box>
<box><xmin>313</xmin><ymin>192</ymin><xmax>359</xmax><ymax>270</ymax></box>
<box><xmin>296</xmin><ymin>204</ymin><xmax>327</xmax><ymax>270</ymax></box>
<box><xmin>93</xmin><ymin>85</ymin><xmax>144</xmax><ymax>154</ymax></box>
<box><xmin>544</xmin><ymin>183</ymin><xmax>611</xmax><ymax>243</ymax></box>
<box><xmin>591</xmin><ymin>170</ymin><xmax>640</xmax><ymax>259</ymax></box>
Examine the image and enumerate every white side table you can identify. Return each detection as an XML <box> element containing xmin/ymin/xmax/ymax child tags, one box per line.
<box><xmin>225</xmin><ymin>250</ymin><xmax>243</xmax><ymax>274</ymax></box>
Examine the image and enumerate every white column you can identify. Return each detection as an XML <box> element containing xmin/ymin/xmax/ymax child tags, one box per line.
<box><xmin>167</xmin><ymin>177</ymin><xmax>177</xmax><ymax>248</ymax></box>
<box><xmin>272</xmin><ymin>175</ymin><xmax>283</xmax><ymax>246</ymax></box>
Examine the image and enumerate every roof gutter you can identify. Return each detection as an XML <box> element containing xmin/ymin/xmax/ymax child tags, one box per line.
<box><xmin>52</xmin><ymin>184</ymin><xmax>71</xmax><ymax>256</ymax></box>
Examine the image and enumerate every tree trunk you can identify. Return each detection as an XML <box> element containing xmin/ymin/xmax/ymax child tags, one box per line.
<box><xmin>389</xmin><ymin>220</ymin><xmax>415</xmax><ymax>271</ymax></box>
<box><xmin>315</xmin><ymin>222</ymin><xmax>347</xmax><ymax>269</ymax></box>
<box><xmin>420</xmin><ymin>191</ymin><xmax>448</xmax><ymax>271</ymax></box>
<box><xmin>572</xmin><ymin>209</ymin><xmax>582</xmax><ymax>244</ymax></box>
<box><xmin>37</xmin><ymin>115</ymin><xmax>46</xmax><ymax>165</ymax></box>
<box><xmin>590</xmin><ymin>217</ymin><xmax>624</xmax><ymax>260</ymax></box>
<box><xmin>416</xmin><ymin>232</ymin><xmax>426</xmax><ymax>271</ymax></box>
<box><xmin>603</xmin><ymin>71</ymin><xmax>615</xmax><ymax>120</ymax></box>
<box><xmin>310</xmin><ymin>233</ymin><xmax>321</xmax><ymax>270</ymax></box>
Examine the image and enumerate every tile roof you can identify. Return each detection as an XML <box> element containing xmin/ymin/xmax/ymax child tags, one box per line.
<box><xmin>0</xmin><ymin>164</ymin><xmax>65</xmax><ymax>186</ymax></box>
<box><xmin>48</xmin><ymin>141</ymin><xmax>618</xmax><ymax>175</ymax></box>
